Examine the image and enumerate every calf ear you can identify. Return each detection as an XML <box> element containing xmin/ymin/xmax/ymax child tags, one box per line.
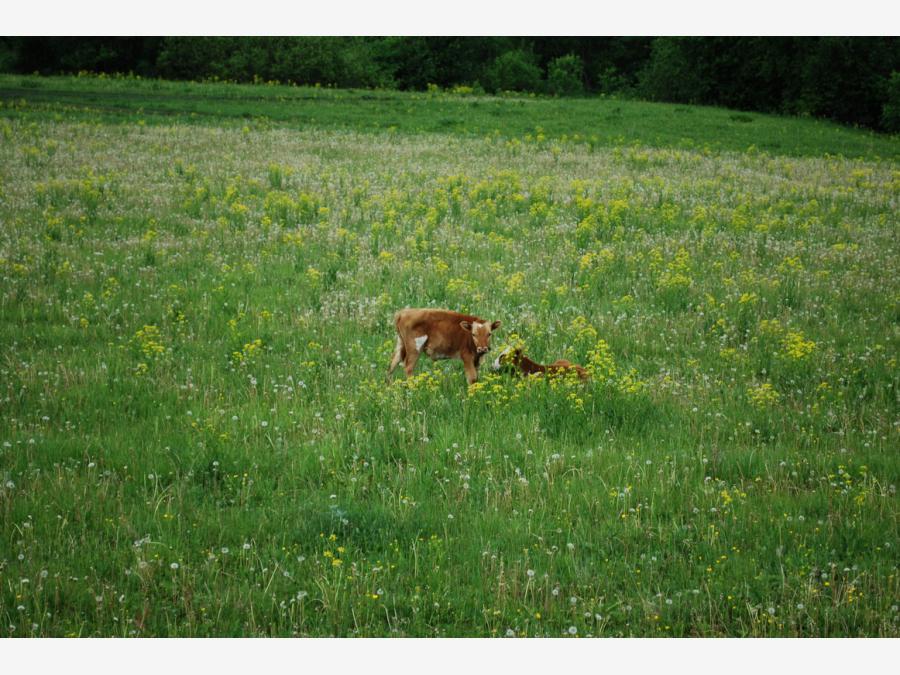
<box><xmin>460</xmin><ymin>321</ymin><xmax>472</xmax><ymax>332</ymax></box>
<box><xmin>490</xmin><ymin>320</ymin><xmax>502</xmax><ymax>331</ymax></box>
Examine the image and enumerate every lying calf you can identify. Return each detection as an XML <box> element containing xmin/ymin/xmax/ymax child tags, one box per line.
<box><xmin>492</xmin><ymin>347</ymin><xmax>590</xmax><ymax>381</ymax></box>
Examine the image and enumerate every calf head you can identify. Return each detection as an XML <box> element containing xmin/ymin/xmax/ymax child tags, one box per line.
<box><xmin>460</xmin><ymin>319</ymin><xmax>501</xmax><ymax>355</ymax></box>
<box><xmin>492</xmin><ymin>346</ymin><xmax>522</xmax><ymax>371</ymax></box>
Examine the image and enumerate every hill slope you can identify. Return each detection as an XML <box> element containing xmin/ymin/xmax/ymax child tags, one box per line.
<box><xmin>1</xmin><ymin>74</ymin><xmax>898</xmax><ymax>159</ymax></box>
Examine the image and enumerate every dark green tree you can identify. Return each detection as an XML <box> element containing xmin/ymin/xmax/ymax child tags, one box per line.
<box><xmin>485</xmin><ymin>48</ymin><xmax>543</xmax><ymax>93</ymax></box>
<box><xmin>547</xmin><ymin>54</ymin><xmax>585</xmax><ymax>96</ymax></box>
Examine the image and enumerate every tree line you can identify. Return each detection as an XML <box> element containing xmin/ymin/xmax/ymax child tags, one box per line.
<box><xmin>2</xmin><ymin>37</ymin><xmax>898</xmax><ymax>131</ymax></box>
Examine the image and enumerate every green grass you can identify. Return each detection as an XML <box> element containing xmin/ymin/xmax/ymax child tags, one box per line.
<box><xmin>0</xmin><ymin>75</ymin><xmax>898</xmax><ymax>637</ymax></box>
<box><xmin>2</xmin><ymin>73</ymin><xmax>898</xmax><ymax>160</ymax></box>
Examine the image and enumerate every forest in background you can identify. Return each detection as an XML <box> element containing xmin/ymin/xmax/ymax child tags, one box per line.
<box><xmin>1</xmin><ymin>37</ymin><xmax>899</xmax><ymax>131</ymax></box>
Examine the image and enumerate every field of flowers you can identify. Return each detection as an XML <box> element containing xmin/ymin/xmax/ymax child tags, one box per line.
<box><xmin>1</xmin><ymin>78</ymin><xmax>898</xmax><ymax>636</ymax></box>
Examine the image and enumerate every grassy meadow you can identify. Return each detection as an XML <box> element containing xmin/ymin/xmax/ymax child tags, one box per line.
<box><xmin>1</xmin><ymin>75</ymin><xmax>898</xmax><ymax>637</ymax></box>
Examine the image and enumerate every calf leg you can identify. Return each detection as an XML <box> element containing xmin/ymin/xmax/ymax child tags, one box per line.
<box><xmin>403</xmin><ymin>336</ymin><xmax>421</xmax><ymax>377</ymax></box>
<box><xmin>462</xmin><ymin>353</ymin><xmax>479</xmax><ymax>385</ymax></box>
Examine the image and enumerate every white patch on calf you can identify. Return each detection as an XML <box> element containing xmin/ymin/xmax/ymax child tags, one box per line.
<box><xmin>492</xmin><ymin>347</ymin><xmax>512</xmax><ymax>371</ymax></box>
<box><xmin>414</xmin><ymin>335</ymin><xmax>428</xmax><ymax>352</ymax></box>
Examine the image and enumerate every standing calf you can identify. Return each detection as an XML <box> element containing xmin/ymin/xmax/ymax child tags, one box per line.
<box><xmin>388</xmin><ymin>308</ymin><xmax>502</xmax><ymax>385</ymax></box>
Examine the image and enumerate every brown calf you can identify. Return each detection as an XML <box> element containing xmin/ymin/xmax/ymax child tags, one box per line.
<box><xmin>387</xmin><ymin>308</ymin><xmax>502</xmax><ymax>385</ymax></box>
<box><xmin>492</xmin><ymin>347</ymin><xmax>590</xmax><ymax>381</ymax></box>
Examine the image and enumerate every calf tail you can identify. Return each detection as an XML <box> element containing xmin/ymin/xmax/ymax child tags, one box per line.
<box><xmin>387</xmin><ymin>336</ymin><xmax>405</xmax><ymax>381</ymax></box>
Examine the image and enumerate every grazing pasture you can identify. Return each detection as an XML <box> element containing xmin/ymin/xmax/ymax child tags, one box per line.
<box><xmin>0</xmin><ymin>75</ymin><xmax>898</xmax><ymax>637</ymax></box>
